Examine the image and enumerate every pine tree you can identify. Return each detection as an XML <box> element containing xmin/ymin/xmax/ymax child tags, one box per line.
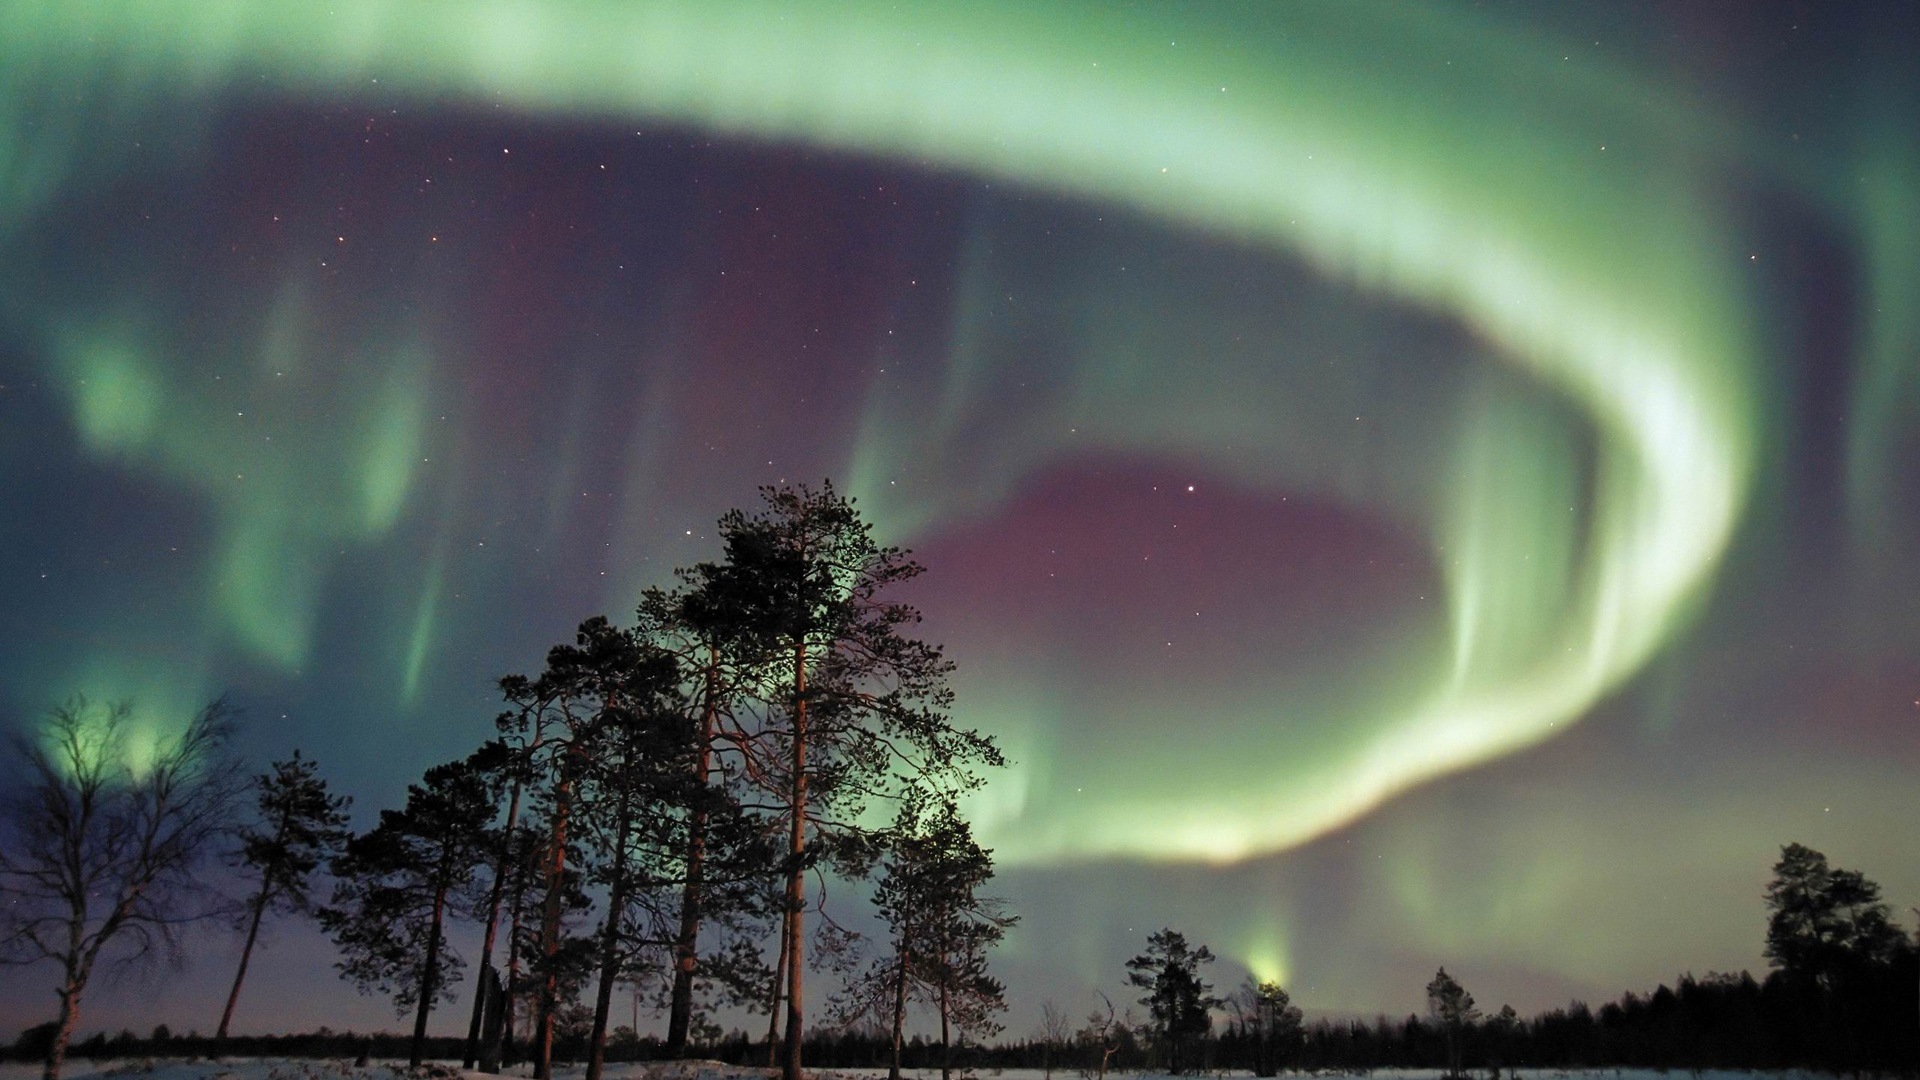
<box><xmin>1425</xmin><ymin>967</ymin><xmax>1479</xmax><ymax>1078</ymax></box>
<box><xmin>462</xmin><ymin>737</ymin><xmax>534</xmax><ymax>1072</ymax></box>
<box><xmin>910</xmin><ymin>803</ymin><xmax>1013</xmax><ymax>1080</ymax></box>
<box><xmin>498</xmin><ymin>820</ymin><xmax>591</xmax><ymax>1064</ymax></box>
<box><xmin>698</xmin><ymin>482</ymin><xmax>1004</xmax><ymax>1080</ymax></box>
<box><xmin>321</xmin><ymin>757</ymin><xmax>496</xmax><ymax>1067</ymax></box>
<box><xmin>578</xmin><ymin>644</ymin><xmax>700</xmax><ymax>1080</ymax></box>
<box><xmin>636</xmin><ymin>583</ymin><xmax>779</xmax><ymax>1058</ymax></box>
<box><xmin>1126</xmin><ymin>929</ymin><xmax>1218</xmax><ymax>1074</ymax></box>
<box><xmin>499</xmin><ymin>617</ymin><xmax>631</xmax><ymax>1080</ymax></box>
<box><xmin>854</xmin><ymin>798</ymin><xmax>1013</xmax><ymax>1080</ymax></box>
<box><xmin>1764</xmin><ymin>842</ymin><xmax>1903</xmax><ymax>989</ymax></box>
<box><xmin>217</xmin><ymin>752</ymin><xmax>351</xmax><ymax>1039</ymax></box>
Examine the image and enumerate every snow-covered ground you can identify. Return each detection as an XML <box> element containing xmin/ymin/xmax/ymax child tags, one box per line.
<box><xmin>0</xmin><ymin>1061</ymin><xmax>1854</xmax><ymax>1080</ymax></box>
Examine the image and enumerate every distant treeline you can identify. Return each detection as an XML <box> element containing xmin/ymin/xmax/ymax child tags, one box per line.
<box><xmin>762</xmin><ymin>956</ymin><xmax>1919</xmax><ymax>1074</ymax></box>
<box><xmin>15</xmin><ymin>950</ymin><xmax>1917</xmax><ymax>1075</ymax></box>
<box><xmin>1265</xmin><ymin>961</ymin><xmax>1918</xmax><ymax>1074</ymax></box>
<box><xmin>796</xmin><ymin>959</ymin><xmax>1919</xmax><ymax>1074</ymax></box>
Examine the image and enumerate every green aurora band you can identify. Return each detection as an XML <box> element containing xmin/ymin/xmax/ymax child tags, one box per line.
<box><xmin>0</xmin><ymin>2</ymin><xmax>1769</xmax><ymax>860</ymax></box>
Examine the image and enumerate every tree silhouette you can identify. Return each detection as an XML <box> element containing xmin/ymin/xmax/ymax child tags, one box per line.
<box><xmin>1126</xmin><ymin>928</ymin><xmax>1218</xmax><ymax>1074</ymax></box>
<box><xmin>634</xmin><ymin>584</ymin><xmax>781</xmax><ymax>1059</ymax></box>
<box><xmin>499</xmin><ymin>617</ymin><xmax>632</xmax><ymax>1079</ymax></box>
<box><xmin>1485</xmin><ymin>1002</ymin><xmax>1520</xmax><ymax>1069</ymax></box>
<box><xmin>322</xmin><ymin>756</ymin><xmax>496</xmax><ymax>1067</ymax></box>
<box><xmin>1764</xmin><ymin>842</ymin><xmax>1903</xmax><ymax>989</ymax></box>
<box><xmin>1426</xmin><ymin>966</ymin><xmax>1479</xmax><ymax>1077</ymax></box>
<box><xmin>0</xmin><ymin>696</ymin><xmax>239</xmax><ymax>1080</ymax></box>
<box><xmin>576</xmin><ymin>639</ymin><xmax>702</xmax><ymax>1080</ymax></box>
<box><xmin>635</xmin><ymin>584</ymin><xmax>759</xmax><ymax>1057</ymax></box>
<box><xmin>696</xmin><ymin>481</ymin><xmax>1004</xmax><ymax>1080</ymax></box>
<box><xmin>907</xmin><ymin>802</ymin><xmax>1013</xmax><ymax>1080</ymax></box>
<box><xmin>460</xmin><ymin>737</ymin><xmax>533</xmax><ymax>1073</ymax></box>
<box><xmin>850</xmin><ymin>797</ymin><xmax>1014</xmax><ymax>1080</ymax></box>
<box><xmin>216</xmin><ymin>751</ymin><xmax>351</xmax><ymax>1040</ymax></box>
<box><xmin>1037</xmin><ymin>999</ymin><xmax>1072</xmax><ymax>1079</ymax></box>
<box><xmin>1231</xmin><ymin>978</ymin><xmax>1303</xmax><ymax>1077</ymax></box>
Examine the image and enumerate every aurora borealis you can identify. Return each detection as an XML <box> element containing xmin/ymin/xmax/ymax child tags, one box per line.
<box><xmin>3</xmin><ymin>0</ymin><xmax>1918</xmax><ymax>1038</ymax></box>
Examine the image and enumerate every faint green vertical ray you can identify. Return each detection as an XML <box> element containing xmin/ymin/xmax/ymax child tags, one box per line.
<box><xmin>400</xmin><ymin>386</ymin><xmax>478</xmax><ymax>707</ymax></box>
<box><xmin>1443</xmin><ymin>382</ymin><xmax>1582</xmax><ymax>692</ymax></box>
<box><xmin>1242</xmin><ymin>920</ymin><xmax>1293</xmax><ymax>988</ymax></box>
<box><xmin>538</xmin><ymin>369</ymin><xmax>597</xmax><ymax>548</ymax></box>
<box><xmin>1844</xmin><ymin>131</ymin><xmax>1920</xmax><ymax>563</ymax></box>
<box><xmin>213</xmin><ymin>502</ymin><xmax>319</xmax><ymax>670</ymax></box>
<box><xmin>401</xmin><ymin>540</ymin><xmax>446</xmax><ymax>705</ymax></box>
<box><xmin>357</xmin><ymin>348</ymin><xmax>428</xmax><ymax>535</ymax></box>
<box><xmin>609</xmin><ymin>343</ymin><xmax>695</xmax><ymax>608</ymax></box>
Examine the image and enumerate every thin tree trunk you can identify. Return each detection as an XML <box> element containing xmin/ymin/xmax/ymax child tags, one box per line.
<box><xmin>497</xmin><ymin>866</ymin><xmax>530</xmax><ymax>1070</ymax></box>
<box><xmin>467</xmin><ymin>745</ymin><xmax>533</xmax><ymax>1069</ymax></box>
<box><xmin>666</xmin><ymin>648</ymin><xmax>719</xmax><ymax>1057</ymax></box>
<box><xmin>534</xmin><ymin>758</ymin><xmax>577</xmax><ymax>1080</ymax></box>
<box><xmin>411</xmin><ymin>882</ymin><xmax>450</xmax><ymax>1068</ymax></box>
<box><xmin>216</xmin><ymin>885</ymin><xmax>272</xmax><ymax>1040</ymax></box>
<box><xmin>45</xmin><ymin>979</ymin><xmax>83</xmax><ymax>1080</ymax></box>
<box><xmin>764</xmin><ymin>910</ymin><xmax>788</xmax><ymax>1066</ymax></box>
<box><xmin>47</xmin><ymin>906</ymin><xmax>108</xmax><ymax>1080</ymax></box>
<box><xmin>939</xmin><ymin>944</ymin><xmax>952</xmax><ymax>1080</ymax></box>
<box><xmin>781</xmin><ymin>642</ymin><xmax>808</xmax><ymax>1080</ymax></box>
<box><xmin>585</xmin><ymin>789</ymin><xmax>634</xmax><ymax>1080</ymax></box>
<box><xmin>889</xmin><ymin>940</ymin><xmax>909</xmax><ymax>1080</ymax></box>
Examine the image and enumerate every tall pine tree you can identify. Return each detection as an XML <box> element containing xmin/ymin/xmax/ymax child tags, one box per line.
<box><xmin>697</xmin><ymin>482</ymin><xmax>1004</xmax><ymax>1080</ymax></box>
<box><xmin>635</xmin><ymin>583</ymin><xmax>779</xmax><ymax>1058</ymax></box>
<box><xmin>1126</xmin><ymin>929</ymin><xmax>1218</xmax><ymax>1075</ymax></box>
<box><xmin>322</xmin><ymin>757</ymin><xmax>496</xmax><ymax>1067</ymax></box>
<box><xmin>217</xmin><ymin>752</ymin><xmax>351</xmax><ymax>1039</ymax></box>
<box><xmin>499</xmin><ymin>618</ymin><xmax>629</xmax><ymax>1080</ymax></box>
<box><xmin>1425</xmin><ymin>966</ymin><xmax>1479</xmax><ymax>1078</ymax></box>
<box><xmin>877</xmin><ymin>798</ymin><xmax>1012</xmax><ymax>1080</ymax></box>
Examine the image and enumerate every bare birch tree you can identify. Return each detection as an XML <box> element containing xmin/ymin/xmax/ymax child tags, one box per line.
<box><xmin>0</xmin><ymin>696</ymin><xmax>239</xmax><ymax>1080</ymax></box>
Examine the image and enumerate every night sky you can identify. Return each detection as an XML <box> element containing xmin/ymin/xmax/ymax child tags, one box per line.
<box><xmin>3</xmin><ymin>0</ymin><xmax>1918</xmax><ymax>1041</ymax></box>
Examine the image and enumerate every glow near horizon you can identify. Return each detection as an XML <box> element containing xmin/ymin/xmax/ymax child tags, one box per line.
<box><xmin>2</xmin><ymin>0</ymin><xmax>1760</xmax><ymax>908</ymax></box>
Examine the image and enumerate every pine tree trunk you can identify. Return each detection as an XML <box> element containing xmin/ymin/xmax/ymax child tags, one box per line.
<box><xmin>412</xmin><ymin>882</ymin><xmax>449</xmax><ymax>1068</ymax></box>
<box><xmin>888</xmin><ymin>940</ymin><xmax>910</xmax><ymax>1080</ymax></box>
<box><xmin>495</xmin><ymin>868</ymin><xmax>530</xmax><ymax>1072</ymax></box>
<box><xmin>467</xmin><ymin>756</ymin><xmax>530</xmax><ymax>1068</ymax></box>
<box><xmin>585</xmin><ymin>790</ymin><xmax>633</xmax><ymax>1080</ymax></box>
<box><xmin>939</xmin><ymin>973</ymin><xmax>952</xmax><ymax>1080</ymax></box>
<box><xmin>763</xmin><ymin>913</ymin><xmax>787</xmax><ymax>1067</ymax></box>
<box><xmin>780</xmin><ymin>641</ymin><xmax>809</xmax><ymax>1080</ymax></box>
<box><xmin>534</xmin><ymin>762</ymin><xmax>576</xmax><ymax>1080</ymax></box>
<box><xmin>217</xmin><ymin>885</ymin><xmax>272</xmax><ymax>1040</ymax></box>
<box><xmin>666</xmin><ymin>651</ymin><xmax>718</xmax><ymax>1057</ymax></box>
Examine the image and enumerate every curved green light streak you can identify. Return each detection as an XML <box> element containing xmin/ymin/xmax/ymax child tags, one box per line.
<box><xmin>1</xmin><ymin>4</ymin><xmax>1760</xmax><ymax>868</ymax></box>
<box><xmin>1843</xmin><ymin>110</ymin><xmax>1920</xmax><ymax>565</ymax></box>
